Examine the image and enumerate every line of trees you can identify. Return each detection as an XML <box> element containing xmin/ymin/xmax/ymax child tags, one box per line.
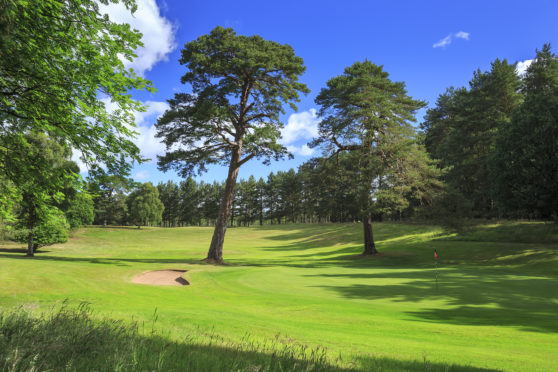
<box><xmin>421</xmin><ymin>44</ymin><xmax>558</xmax><ymax>222</ymax></box>
<box><xmin>147</xmin><ymin>152</ymin><xmax>440</xmax><ymax>229</ymax></box>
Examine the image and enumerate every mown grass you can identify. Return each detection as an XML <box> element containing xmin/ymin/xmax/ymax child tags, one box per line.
<box><xmin>0</xmin><ymin>221</ymin><xmax>557</xmax><ymax>371</ymax></box>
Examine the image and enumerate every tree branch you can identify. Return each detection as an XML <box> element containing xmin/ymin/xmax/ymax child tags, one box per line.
<box><xmin>332</xmin><ymin>136</ymin><xmax>360</xmax><ymax>151</ymax></box>
<box><xmin>238</xmin><ymin>151</ymin><xmax>257</xmax><ymax>166</ymax></box>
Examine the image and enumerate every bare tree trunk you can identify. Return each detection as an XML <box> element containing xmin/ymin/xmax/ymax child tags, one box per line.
<box><xmin>206</xmin><ymin>147</ymin><xmax>242</xmax><ymax>263</ymax></box>
<box><xmin>362</xmin><ymin>213</ymin><xmax>377</xmax><ymax>255</ymax></box>
<box><xmin>26</xmin><ymin>231</ymin><xmax>34</xmax><ymax>257</ymax></box>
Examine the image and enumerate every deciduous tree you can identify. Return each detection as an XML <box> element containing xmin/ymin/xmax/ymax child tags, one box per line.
<box><xmin>127</xmin><ymin>183</ymin><xmax>164</xmax><ymax>229</ymax></box>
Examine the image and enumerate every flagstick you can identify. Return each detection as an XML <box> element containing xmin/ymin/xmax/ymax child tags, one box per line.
<box><xmin>435</xmin><ymin>258</ymin><xmax>438</xmax><ymax>291</ymax></box>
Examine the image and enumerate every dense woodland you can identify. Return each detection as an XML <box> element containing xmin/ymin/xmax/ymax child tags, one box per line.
<box><xmin>1</xmin><ymin>0</ymin><xmax>557</xmax><ymax>257</ymax></box>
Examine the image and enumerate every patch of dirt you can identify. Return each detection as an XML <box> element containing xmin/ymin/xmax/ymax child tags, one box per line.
<box><xmin>132</xmin><ymin>270</ymin><xmax>189</xmax><ymax>286</ymax></box>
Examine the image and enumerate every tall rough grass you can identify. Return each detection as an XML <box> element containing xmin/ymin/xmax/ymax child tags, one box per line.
<box><xmin>0</xmin><ymin>303</ymin><xmax>342</xmax><ymax>372</ymax></box>
<box><xmin>0</xmin><ymin>303</ymin><xmax>496</xmax><ymax>372</ymax></box>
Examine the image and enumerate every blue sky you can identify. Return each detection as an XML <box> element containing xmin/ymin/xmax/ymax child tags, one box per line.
<box><xmin>97</xmin><ymin>0</ymin><xmax>558</xmax><ymax>184</ymax></box>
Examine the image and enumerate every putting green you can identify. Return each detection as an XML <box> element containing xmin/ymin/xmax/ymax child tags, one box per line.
<box><xmin>1</xmin><ymin>222</ymin><xmax>557</xmax><ymax>371</ymax></box>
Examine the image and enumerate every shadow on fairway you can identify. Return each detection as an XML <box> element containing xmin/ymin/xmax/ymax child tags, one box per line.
<box><xmin>0</xmin><ymin>247</ymin><xmax>51</xmax><ymax>254</ymax></box>
<box><xmin>309</xmin><ymin>268</ymin><xmax>558</xmax><ymax>333</ymax></box>
<box><xmin>260</xmin><ymin>223</ymin><xmax>442</xmax><ymax>252</ymax></box>
<box><xmin>0</xmin><ymin>251</ymin><xmax>204</xmax><ymax>267</ymax></box>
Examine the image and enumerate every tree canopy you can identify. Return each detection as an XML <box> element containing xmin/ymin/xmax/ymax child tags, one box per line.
<box><xmin>0</xmin><ymin>0</ymin><xmax>153</xmax><ymax>175</ymax></box>
<box><xmin>492</xmin><ymin>44</ymin><xmax>558</xmax><ymax>220</ymax></box>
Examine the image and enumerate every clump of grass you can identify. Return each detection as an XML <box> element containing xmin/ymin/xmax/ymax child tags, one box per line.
<box><xmin>0</xmin><ymin>303</ymin><xmax>344</xmax><ymax>372</ymax></box>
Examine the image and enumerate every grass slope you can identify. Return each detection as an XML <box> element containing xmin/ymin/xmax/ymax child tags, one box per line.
<box><xmin>1</xmin><ymin>222</ymin><xmax>557</xmax><ymax>371</ymax></box>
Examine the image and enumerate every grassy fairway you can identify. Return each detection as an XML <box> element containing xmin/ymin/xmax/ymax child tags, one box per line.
<box><xmin>1</xmin><ymin>222</ymin><xmax>558</xmax><ymax>371</ymax></box>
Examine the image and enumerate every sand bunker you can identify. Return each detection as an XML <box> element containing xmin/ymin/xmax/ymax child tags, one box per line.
<box><xmin>132</xmin><ymin>270</ymin><xmax>189</xmax><ymax>286</ymax></box>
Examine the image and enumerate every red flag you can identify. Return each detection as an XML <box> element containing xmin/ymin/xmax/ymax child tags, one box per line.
<box><xmin>434</xmin><ymin>249</ymin><xmax>438</xmax><ymax>259</ymax></box>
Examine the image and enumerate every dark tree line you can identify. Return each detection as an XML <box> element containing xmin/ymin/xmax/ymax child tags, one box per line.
<box><xmin>421</xmin><ymin>44</ymin><xmax>558</xmax><ymax>221</ymax></box>
<box><xmin>152</xmin><ymin>152</ymin><xmax>440</xmax><ymax>229</ymax></box>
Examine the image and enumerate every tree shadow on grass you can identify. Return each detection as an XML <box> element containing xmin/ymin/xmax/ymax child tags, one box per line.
<box><xmin>260</xmin><ymin>223</ymin><xmax>444</xmax><ymax>253</ymax></box>
<box><xmin>434</xmin><ymin>222</ymin><xmax>558</xmax><ymax>244</ymax></box>
<box><xmin>0</xmin><ymin>247</ymin><xmax>51</xmax><ymax>254</ymax></box>
<box><xmin>309</xmin><ymin>268</ymin><xmax>558</xmax><ymax>333</ymax></box>
<box><xmin>0</xmin><ymin>252</ymin><xmax>206</xmax><ymax>268</ymax></box>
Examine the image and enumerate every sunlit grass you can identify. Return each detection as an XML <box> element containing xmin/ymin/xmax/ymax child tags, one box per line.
<box><xmin>1</xmin><ymin>222</ymin><xmax>557</xmax><ymax>371</ymax></box>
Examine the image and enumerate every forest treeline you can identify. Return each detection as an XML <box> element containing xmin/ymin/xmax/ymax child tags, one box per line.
<box><xmin>422</xmin><ymin>44</ymin><xmax>558</xmax><ymax>221</ymax></box>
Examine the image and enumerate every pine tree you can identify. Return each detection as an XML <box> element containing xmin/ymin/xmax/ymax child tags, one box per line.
<box><xmin>492</xmin><ymin>44</ymin><xmax>558</xmax><ymax>220</ymax></box>
<box><xmin>314</xmin><ymin>61</ymin><xmax>426</xmax><ymax>254</ymax></box>
<box><xmin>155</xmin><ymin>27</ymin><xmax>308</xmax><ymax>262</ymax></box>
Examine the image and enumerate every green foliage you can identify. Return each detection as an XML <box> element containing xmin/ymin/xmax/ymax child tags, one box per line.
<box><xmin>198</xmin><ymin>181</ymin><xmax>223</xmax><ymax>224</ymax></box>
<box><xmin>0</xmin><ymin>176</ymin><xmax>19</xmax><ymax>239</ymax></box>
<box><xmin>0</xmin><ymin>0</ymin><xmax>153</xmax><ymax>175</ymax></box>
<box><xmin>64</xmin><ymin>192</ymin><xmax>95</xmax><ymax>229</ymax></box>
<box><xmin>88</xmin><ymin>171</ymin><xmax>134</xmax><ymax>226</ymax></box>
<box><xmin>179</xmin><ymin>177</ymin><xmax>201</xmax><ymax>225</ymax></box>
<box><xmin>492</xmin><ymin>44</ymin><xmax>558</xmax><ymax>220</ymax></box>
<box><xmin>314</xmin><ymin>61</ymin><xmax>429</xmax><ymax>229</ymax></box>
<box><xmin>422</xmin><ymin>59</ymin><xmax>522</xmax><ymax>217</ymax></box>
<box><xmin>156</xmin><ymin>26</ymin><xmax>309</xmax><ymax>177</ymax></box>
<box><xmin>127</xmin><ymin>182</ymin><xmax>164</xmax><ymax>227</ymax></box>
<box><xmin>13</xmin><ymin>208</ymin><xmax>69</xmax><ymax>249</ymax></box>
<box><xmin>3</xmin><ymin>133</ymin><xmax>74</xmax><ymax>251</ymax></box>
<box><xmin>157</xmin><ymin>181</ymin><xmax>181</xmax><ymax>227</ymax></box>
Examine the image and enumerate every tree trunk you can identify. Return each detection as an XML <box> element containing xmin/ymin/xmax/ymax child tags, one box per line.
<box><xmin>27</xmin><ymin>231</ymin><xmax>34</xmax><ymax>257</ymax></box>
<box><xmin>206</xmin><ymin>147</ymin><xmax>242</xmax><ymax>263</ymax></box>
<box><xmin>362</xmin><ymin>213</ymin><xmax>377</xmax><ymax>255</ymax></box>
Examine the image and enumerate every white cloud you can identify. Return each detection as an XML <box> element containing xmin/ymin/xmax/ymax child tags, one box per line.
<box><xmin>287</xmin><ymin>144</ymin><xmax>315</xmax><ymax>156</ymax></box>
<box><xmin>433</xmin><ymin>34</ymin><xmax>452</xmax><ymax>48</ymax></box>
<box><xmin>516</xmin><ymin>59</ymin><xmax>533</xmax><ymax>76</ymax></box>
<box><xmin>280</xmin><ymin>109</ymin><xmax>319</xmax><ymax>145</ymax></box>
<box><xmin>133</xmin><ymin>101</ymin><xmax>169</xmax><ymax>161</ymax></box>
<box><xmin>134</xmin><ymin>170</ymin><xmax>150</xmax><ymax>181</ymax></box>
<box><xmin>455</xmin><ymin>31</ymin><xmax>470</xmax><ymax>40</ymax></box>
<box><xmin>433</xmin><ymin>31</ymin><xmax>470</xmax><ymax>48</ymax></box>
<box><xmin>279</xmin><ymin>109</ymin><xmax>319</xmax><ymax>157</ymax></box>
<box><xmin>100</xmin><ymin>0</ymin><xmax>176</xmax><ymax>75</ymax></box>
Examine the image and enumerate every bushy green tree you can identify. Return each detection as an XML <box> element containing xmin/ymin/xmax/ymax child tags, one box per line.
<box><xmin>422</xmin><ymin>59</ymin><xmax>521</xmax><ymax>217</ymax></box>
<box><xmin>0</xmin><ymin>176</ymin><xmax>19</xmax><ymax>240</ymax></box>
<box><xmin>158</xmin><ymin>181</ymin><xmax>181</xmax><ymax>227</ymax></box>
<box><xmin>179</xmin><ymin>177</ymin><xmax>201</xmax><ymax>226</ymax></box>
<box><xmin>0</xmin><ymin>0</ymin><xmax>153</xmax><ymax>175</ymax></box>
<box><xmin>4</xmin><ymin>133</ymin><xmax>74</xmax><ymax>256</ymax></box>
<box><xmin>127</xmin><ymin>183</ymin><xmax>164</xmax><ymax>228</ymax></box>
<box><xmin>14</xmin><ymin>208</ymin><xmax>69</xmax><ymax>250</ymax></box>
<box><xmin>64</xmin><ymin>192</ymin><xmax>95</xmax><ymax>229</ymax></box>
<box><xmin>88</xmin><ymin>172</ymin><xmax>134</xmax><ymax>226</ymax></box>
